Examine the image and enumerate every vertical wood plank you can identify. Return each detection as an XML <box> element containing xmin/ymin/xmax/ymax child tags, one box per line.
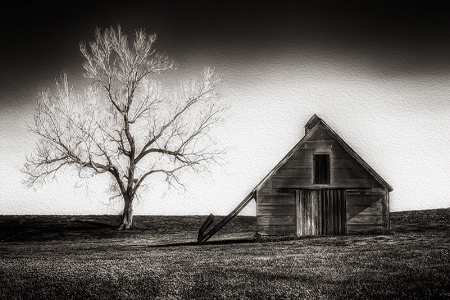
<box><xmin>298</xmin><ymin>190</ymin><xmax>302</xmax><ymax>236</ymax></box>
<box><xmin>326</xmin><ymin>190</ymin><xmax>329</xmax><ymax>235</ymax></box>
<box><xmin>306</xmin><ymin>191</ymin><xmax>311</xmax><ymax>235</ymax></box>
<box><xmin>301</xmin><ymin>190</ymin><xmax>305</xmax><ymax>235</ymax></box>
<box><xmin>309</xmin><ymin>191</ymin><xmax>313</xmax><ymax>235</ymax></box>
<box><xmin>314</xmin><ymin>190</ymin><xmax>317</xmax><ymax>235</ymax></box>
<box><xmin>322</xmin><ymin>190</ymin><xmax>326</xmax><ymax>235</ymax></box>
<box><xmin>330</xmin><ymin>190</ymin><xmax>334</xmax><ymax>234</ymax></box>
<box><xmin>338</xmin><ymin>190</ymin><xmax>344</xmax><ymax>235</ymax></box>
<box><xmin>323</xmin><ymin>190</ymin><xmax>326</xmax><ymax>235</ymax></box>
<box><xmin>330</xmin><ymin>190</ymin><xmax>336</xmax><ymax>235</ymax></box>
<box><xmin>309</xmin><ymin>190</ymin><xmax>313</xmax><ymax>235</ymax></box>
<box><xmin>320</xmin><ymin>191</ymin><xmax>327</xmax><ymax>235</ymax></box>
<box><xmin>323</xmin><ymin>190</ymin><xmax>326</xmax><ymax>234</ymax></box>
<box><xmin>342</xmin><ymin>190</ymin><xmax>347</xmax><ymax>234</ymax></box>
<box><xmin>338</xmin><ymin>190</ymin><xmax>343</xmax><ymax>235</ymax></box>
<box><xmin>308</xmin><ymin>191</ymin><xmax>311</xmax><ymax>235</ymax></box>
<box><xmin>311</xmin><ymin>190</ymin><xmax>317</xmax><ymax>235</ymax></box>
<box><xmin>295</xmin><ymin>190</ymin><xmax>298</xmax><ymax>235</ymax></box>
<box><xmin>338</xmin><ymin>190</ymin><xmax>341</xmax><ymax>235</ymax></box>
<box><xmin>328</xmin><ymin>190</ymin><xmax>332</xmax><ymax>235</ymax></box>
<box><xmin>342</xmin><ymin>190</ymin><xmax>346</xmax><ymax>234</ymax></box>
<box><xmin>323</xmin><ymin>190</ymin><xmax>327</xmax><ymax>234</ymax></box>
<box><xmin>333</xmin><ymin>190</ymin><xmax>341</xmax><ymax>235</ymax></box>
<box><xmin>318</xmin><ymin>190</ymin><xmax>322</xmax><ymax>235</ymax></box>
<box><xmin>303</xmin><ymin>191</ymin><xmax>306</xmax><ymax>235</ymax></box>
<box><xmin>303</xmin><ymin>190</ymin><xmax>307</xmax><ymax>235</ymax></box>
<box><xmin>331</xmin><ymin>190</ymin><xmax>334</xmax><ymax>235</ymax></box>
<box><xmin>332</xmin><ymin>190</ymin><xmax>336</xmax><ymax>234</ymax></box>
<box><xmin>328</xmin><ymin>190</ymin><xmax>331</xmax><ymax>234</ymax></box>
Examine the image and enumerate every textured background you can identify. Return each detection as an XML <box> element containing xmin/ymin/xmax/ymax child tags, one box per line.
<box><xmin>1</xmin><ymin>1</ymin><xmax>449</xmax><ymax>215</ymax></box>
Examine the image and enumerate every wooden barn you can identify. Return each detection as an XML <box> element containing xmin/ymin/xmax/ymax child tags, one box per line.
<box><xmin>198</xmin><ymin>114</ymin><xmax>392</xmax><ymax>242</ymax></box>
<box><xmin>254</xmin><ymin>114</ymin><xmax>393</xmax><ymax>236</ymax></box>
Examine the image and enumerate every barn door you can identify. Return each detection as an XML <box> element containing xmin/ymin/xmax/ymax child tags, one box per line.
<box><xmin>296</xmin><ymin>189</ymin><xmax>346</xmax><ymax>236</ymax></box>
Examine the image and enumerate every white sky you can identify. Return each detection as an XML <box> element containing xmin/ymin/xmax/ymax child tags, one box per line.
<box><xmin>1</xmin><ymin>55</ymin><xmax>450</xmax><ymax>215</ymax></box>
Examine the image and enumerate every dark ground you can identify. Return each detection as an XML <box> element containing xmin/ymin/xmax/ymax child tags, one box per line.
<box><xmin>0</xmin><ymin>214</ymin><xmax>256</xmax><ymax>243</ymax></box>
<box><xmin>1</xmin><ymin>209</ymin><xmax>449</xmax><ymax>299</ymax></box>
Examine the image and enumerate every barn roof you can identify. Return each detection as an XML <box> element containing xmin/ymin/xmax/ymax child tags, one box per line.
<box><xmin>253</xmin><ymin>114</ymin><xmax>393</xmax><ymax>192</ymax></box>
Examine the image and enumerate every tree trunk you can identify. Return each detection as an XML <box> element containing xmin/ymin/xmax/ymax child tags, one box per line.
<box><xmin>118</xmin><ymin>196</ymin><xmax>134</xmax><ymax>230</ymax></box>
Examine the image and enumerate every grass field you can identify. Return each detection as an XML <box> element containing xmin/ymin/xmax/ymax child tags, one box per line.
<box><xmin>1</xmin><ymin>209</ymin><xmax>449</xmax><ymax>299</ymax></box>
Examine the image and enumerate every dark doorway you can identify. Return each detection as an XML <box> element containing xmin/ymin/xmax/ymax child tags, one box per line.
<box><xmin>314</xmin><ymin>154</ymin><xmax>330</xmax><ymax>184</ymax></box>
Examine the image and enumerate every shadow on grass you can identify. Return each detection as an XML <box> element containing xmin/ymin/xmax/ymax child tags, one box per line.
<box><xmin>71</xmin><ymin>219</ymin><xmax>117</xmax><ymax>228</ymax></box>
<box><xmin>148</xmin><ymin>238</ymin><xmax>256</xmax><ymax>248</ymax></box>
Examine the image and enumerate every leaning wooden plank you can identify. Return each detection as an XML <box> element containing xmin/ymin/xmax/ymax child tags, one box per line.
<box><xmin>197</xmin><ymin>214</ymin><xmax>215</xmax><ymax>243</ymax></box>
<box><xmin>199</xmin><ymin>192</ymin><xmax>254</xmax><ymax>243</ymax></box>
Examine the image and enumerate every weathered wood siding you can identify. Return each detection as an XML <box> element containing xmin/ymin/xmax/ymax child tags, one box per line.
<box><xmin>256</xmin><ymin>180</ymin><xmax>296</xmax><ymax>235</ymax></box>
<box><xmin>346</xmin><ymin>189</ymin><xmax>389</xmax><ymax>233</ymax></box>
<box><xmin>271</xmin><ymin>124</ymin><xmax>383</xmax><ymax>190</ymax></box>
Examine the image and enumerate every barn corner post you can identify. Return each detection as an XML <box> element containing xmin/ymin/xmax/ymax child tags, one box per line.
<box><xmin>387</xmin><ymin>190</ymin><xmax>390</xmax><ymax>230</ymax></box>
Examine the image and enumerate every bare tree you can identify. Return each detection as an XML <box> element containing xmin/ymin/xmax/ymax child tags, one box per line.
<box><xmin>23</xmin><ymin>26</ymin><xmax>226</xmax><ymax>229</ymax></box>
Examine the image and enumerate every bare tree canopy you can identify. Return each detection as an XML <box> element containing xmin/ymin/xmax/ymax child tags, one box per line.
<box><xmin>23</xmin><ymin>26</ymin><xmax>226</xmax><ymax>229</ymax></box>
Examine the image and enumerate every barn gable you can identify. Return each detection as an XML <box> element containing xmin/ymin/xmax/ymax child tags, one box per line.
<box><xmin>255</xmin><ymin>114</ymin><xmax>392</xmax><ymax>236</ymax></box>
<box><xmin>255</xmin><ymin>114</ymin><xmax>392</xmax><ymax>192</ymax></box>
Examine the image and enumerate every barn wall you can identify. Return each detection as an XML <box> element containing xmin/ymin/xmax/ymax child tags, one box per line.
<box><xmin>256</xmin><ymin>179</ymin><xmax>296</xmax><ymax>235</ymax></box>
<box><xmin>346</xmin><ymin>188</ymin><xmax>389</xmax><ymax>233</ymax></box>
<box><xmin>271</xmin><ymin>124</ymin><xmax>383</xmax><ymax>190</ymax></box>
<box><xmin>255</xmin><ymin>122</ymin><xmax>390</xmax><ymax>236</ymax></box>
